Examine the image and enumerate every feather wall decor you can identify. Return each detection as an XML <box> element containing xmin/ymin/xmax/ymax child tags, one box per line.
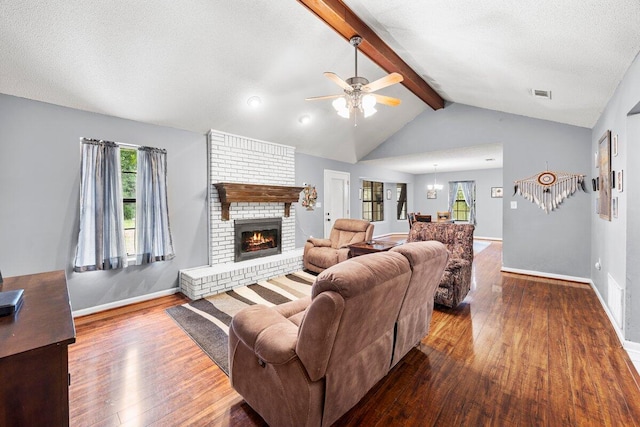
<box><xmin>513</xmin><ymin>170</ymin><xmax>586</xmax><ymax>213</ymax></box>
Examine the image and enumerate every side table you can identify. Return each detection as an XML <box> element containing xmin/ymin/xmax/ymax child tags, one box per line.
<box><xmin>348</xmin><ymin>240</ymin><xmax>402</xmax><ymax>258</ymax></box>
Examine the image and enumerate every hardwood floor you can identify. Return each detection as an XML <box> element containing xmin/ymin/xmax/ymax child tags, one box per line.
<box><xmin>69</xmin><ymin>242</ymin><xmax>640</xmax><ymax>426</ymax></box>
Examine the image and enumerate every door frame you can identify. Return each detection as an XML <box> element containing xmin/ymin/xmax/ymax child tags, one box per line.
<box><xmin>323</xmin><ymin>169</ymin><xmax>351</xmax><ymax>238</ymax></box>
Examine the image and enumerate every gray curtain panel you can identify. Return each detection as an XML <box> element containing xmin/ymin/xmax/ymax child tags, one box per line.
<box><xmin>460</xmin><ymin>181</ymin><xmax>477</xmax><ymax>225</ymax></box>
<box><xmin>74</xmin><ymin>139</ymin><xmax>128</xmax><ymax>271</ymax></box>
<box><xmin>135</xmin><ymin>146</ymin><xmax>175</xmax><ymax>264</ymax></box>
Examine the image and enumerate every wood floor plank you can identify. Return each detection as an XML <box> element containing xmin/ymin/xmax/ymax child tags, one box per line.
<box><xmin>68</xmin><ymin>242</ymin><xmax>640</xmax><ymax>426</ymax></box>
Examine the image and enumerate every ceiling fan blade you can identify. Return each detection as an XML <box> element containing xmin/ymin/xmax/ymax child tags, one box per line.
<box><xmin>362</xmin><ymin>72</ymin><xmax>404</xmax><ymax>92</ymax></box>
<box><xmin>324</xmin><ymin>72</ymin><xmax>352</xmax><ymax>91</ymax></box>
<box><xmin>371</xmin><ymin>93</ymin><xmax>402</xmax><ymax>107</ymax></box>
<box><xmin>305</xmin><ymin>94</ymin><xmax>343</xmax><ymax>101</ymax></box>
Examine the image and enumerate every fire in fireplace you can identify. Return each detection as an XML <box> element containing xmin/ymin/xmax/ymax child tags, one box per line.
<box><xmin>234</xmin><ymin>218</ymin><xmax>282</xmax><ymax>262</ymax></box>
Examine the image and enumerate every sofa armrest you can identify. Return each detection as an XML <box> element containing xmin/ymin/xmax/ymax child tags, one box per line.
<box><xmin>307</xmin><ymin>237</ymin><xmax>332</xmax><ymax>247</ymax></box>
<box><xmin>231</xmin><ymin>305</ymin><xmax>299</xmax><ymax>365</ymax></box>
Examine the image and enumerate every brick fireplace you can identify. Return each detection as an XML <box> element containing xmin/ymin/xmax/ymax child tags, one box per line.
<box><xmin>179</xmin><ymin>130</ymin><xmax>304</xmax><ymax>299</ymax></box>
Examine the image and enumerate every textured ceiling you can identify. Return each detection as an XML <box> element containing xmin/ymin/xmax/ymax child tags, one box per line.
<box><xmin>1</xmin><ymin>1</ymin><xmax>639</xmax><ymax>173</ymax></box>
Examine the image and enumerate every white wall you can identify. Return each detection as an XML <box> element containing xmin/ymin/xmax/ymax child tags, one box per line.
<box><xmin>591</xmin><ymin>51</ymin><xmax>640</xmax><ymax>343</ymax></box>
<box><xmin>364</xmin><ymin>102</ymin><xmax>591</xmax><ymax>278</ymax></box>
<box><xmin>415</xmin><ymin>168</ymin><xmax>503</xmax><ymax>239</ymax></box>
<box><xmin>0</xmin><ymin>94</ymin><xmax>208</xmax><ymax>311</ymax></box>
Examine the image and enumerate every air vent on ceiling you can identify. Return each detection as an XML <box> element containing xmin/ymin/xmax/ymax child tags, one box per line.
<box><xmin>530</xmin><ymin>89</ymin><xmax>552</xmax><ymax>100</ymax></box>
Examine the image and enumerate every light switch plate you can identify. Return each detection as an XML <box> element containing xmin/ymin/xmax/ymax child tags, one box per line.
<box><xmin>511</xmin><ymin>201</ymin><xmax>518</xmax><ymax>209</ymax></box>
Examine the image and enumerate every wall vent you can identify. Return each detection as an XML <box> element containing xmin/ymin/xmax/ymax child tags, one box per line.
<box><xmin>530</xmin><ymin>89</ymin><xmax>552</xmax><ymax>99</ymax></box>
<box><xmin>607</xmin><ymin>273</ymin><xmax>624</xmax><ymax>328</ymax></box>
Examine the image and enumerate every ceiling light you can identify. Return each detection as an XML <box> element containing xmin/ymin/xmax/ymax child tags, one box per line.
<box><xmin>247</xmin><ymin>96</ymin><xmax>262</xmax><ymax>107</ymax></box>
<box><xmin>427</xmin><ymin>164</ymin><xmax>443</xmax><ymax>191</ymax></box>
<box><xmin>298</xmin><ymin>115</ymin><xmax>311</xmax><ymax>125</ymax></box>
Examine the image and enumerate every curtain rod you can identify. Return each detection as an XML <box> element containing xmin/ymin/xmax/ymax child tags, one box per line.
<box><xmin>81</xmin><ymin>137</ymin><xmax>140</xmax><ymax>149</ymax></box>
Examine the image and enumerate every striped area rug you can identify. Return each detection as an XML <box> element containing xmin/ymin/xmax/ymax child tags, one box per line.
<box><xmin>166</xmin><ymin>270</ymin><xmax>316</xmax><ymax>375</ymax></box>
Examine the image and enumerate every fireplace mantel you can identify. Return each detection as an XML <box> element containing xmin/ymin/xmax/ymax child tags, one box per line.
<box><xmin>213</xmin><ymin>183</ymin><xmax>305</xmax><ymax>220</ymax></box>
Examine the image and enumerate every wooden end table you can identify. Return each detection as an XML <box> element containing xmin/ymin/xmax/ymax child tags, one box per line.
<box><xmin>348</xmin><ymin>240</ymin><xmax>402</xmax><ymax>258</ymax></box>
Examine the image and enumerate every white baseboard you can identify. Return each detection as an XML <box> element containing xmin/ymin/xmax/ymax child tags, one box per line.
<box><xmin>500</xmin><ymin>266</ymin><xmax>591</xmax><ymax>284</ymax></box>
<box><xmin>624</xmin><ymin>340</ymin><xmax>640</xmax><ymax>373</ymax></box>
<box><xmin>474</xmin><ymin>236</ymin><xmax>502</xmax><ymax>241</ymax></box>
<box><xmin>72</xmin><ymin>287</ymin><xmax>180</xmax><ymax>318</ymax></box>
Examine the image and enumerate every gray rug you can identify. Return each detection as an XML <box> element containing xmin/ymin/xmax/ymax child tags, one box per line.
<box><xmin>166</xmin><ymin>271</ymin><xmax>316</xmax><ymax>375</ymax></box>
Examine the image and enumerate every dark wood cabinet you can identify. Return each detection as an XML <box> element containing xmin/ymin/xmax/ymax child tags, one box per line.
<box><xmin>0</xmin><ymin>270</ymin><xmax>76</xmax><ymax>426</ymax></box>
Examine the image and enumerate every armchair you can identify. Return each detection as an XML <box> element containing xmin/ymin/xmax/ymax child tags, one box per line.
<box><xmin>303</xmin><ymin>218</ymin><xmax>374</xmax><ymax>273</ymax></box>
<box><xmin>407</xmin><ymin>222</ymin><xmax>475</xmax><ymax>307</ymax></box>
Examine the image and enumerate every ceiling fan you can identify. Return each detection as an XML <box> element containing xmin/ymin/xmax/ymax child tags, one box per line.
<box><xmin>306</xmin><ymin>35</ymin><xmax>403</xmax><ymax>122</ymax></box>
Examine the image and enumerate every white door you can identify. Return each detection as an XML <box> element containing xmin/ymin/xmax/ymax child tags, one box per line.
<box><xmin>324</xmin><ymin>170</ymin><xmax>350</xmax><ymax>238</ymax></box>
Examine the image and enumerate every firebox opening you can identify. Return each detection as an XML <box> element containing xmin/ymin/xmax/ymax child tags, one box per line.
<box><xmin>234</xmin><ymin>218</ymin><xmax>282</xmax><ymax>262</ymax></box>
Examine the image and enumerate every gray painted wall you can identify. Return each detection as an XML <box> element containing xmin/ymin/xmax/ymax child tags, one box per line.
<box><xmin>364</xmin><ymin>102</ymin><xmax>591</xmax><ymax>278</ymax></box>
<box><xmin>415</xmin><ymin>168</ymin><xmax>503</xmax><ymax>239</ymax></box>
<box><xmin>0</xmin><ymin>94</ymin><xmax>208</xmax><ymax>311</ymax></box>
<box><xmin>294</xmin><ymin>152</ymin><xmax>416</xmax><ymax>247</ymax></box>
<box><xmin>592</xmin><ymin>51</ymin><xmax>640</xmax><ymax>342</ymax></box>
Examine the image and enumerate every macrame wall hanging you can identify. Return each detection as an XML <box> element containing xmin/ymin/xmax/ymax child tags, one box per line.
<box><xmin>513</xmin><ymin>167</ymin><xmax>586</xmax><ymax>214</ymax></box>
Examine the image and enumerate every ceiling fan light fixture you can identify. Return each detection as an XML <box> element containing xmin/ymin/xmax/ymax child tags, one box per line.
<box><xmin>332</xmin><ymin>97</ymin><xmax>350</xmax><ymax>118</ymax></box>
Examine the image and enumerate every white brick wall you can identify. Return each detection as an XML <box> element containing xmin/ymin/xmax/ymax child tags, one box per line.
<box><xmin>179</xmin><ymin>130</ymin><xmax>302</xmax><ymax>300</ymax></box>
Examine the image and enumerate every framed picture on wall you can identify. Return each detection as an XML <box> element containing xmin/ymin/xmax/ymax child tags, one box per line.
<box><xmin>618</xmin><ymin>170</ymin><xmax>623</xmax><ymax>192</ymax></box>
<box><xmin>427</xmin><ymin>189</ymin><xmax>437</xmax><ymax>199</ymax></box>
<box><xmin>598</xmin><ymin>130</ymin><xmax>612</xmax><ymax>221</ymax></box>
<box><xmin>612</xmin><ymin>133</ymin><xmax>618</xmax><ymax>157</ymax></box>
<box><xmin>491</xmin><ymin>187</ymin><xmax>503</xmax><ymax>198</ymax></box>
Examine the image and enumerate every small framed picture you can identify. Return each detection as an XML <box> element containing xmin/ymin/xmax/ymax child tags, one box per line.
<box><xmin>591</xmin><ymin>178</ymin><xmax>597</xmax><ymax>192</ymax></box>
<box><xmin>491</xmin><ymin>187</ymin><xmax>503</xmax><ymax>198</ymax></box>
<box><xmin>595</xmin><ymin>152</ymin><xmax>599</xmax><ymax>168</ymax></box>
<box><xmin>427</xmin><ymin>189</ymin><xmax>437</xmax><ymax>199</ymax></box>
<box><xmin>613</xmin><ymin>133</ymin><xmax>618</xmax><ymax>157</ymax></box>
<box><xmin>618</xmin><ymin>170</ymin><xmax>623</xmax><ymax>192</ymax></box>
<box><xmin>611</xmin><ymin>170</ymin><xmax>616</xmax><ymax>189</ymax></box>
<box><xmin>613</xmin><ymin>197</ymin><xmax>618</xmax><ymax>218</ymax></box>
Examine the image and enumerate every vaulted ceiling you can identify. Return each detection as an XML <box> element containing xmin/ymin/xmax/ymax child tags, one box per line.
<box><xmin>1</xmin><ymin>1</ymin><xmax>639</xmax><ymax>173</ymax></box>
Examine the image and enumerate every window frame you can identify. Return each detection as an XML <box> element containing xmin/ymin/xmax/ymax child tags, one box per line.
<box><xmin>362</xmin><ymin>180</ymin><xmax>384</xmax><ymax>222</ymax></box>
<box><xmin>396</xmin><ymin>183</ymin><xmax>407</xmax><ymax>220</ymax></box>
<box><xmin>451</xmin><ymin>182</ymin><xmax>475</xmax><ymax>222</ymax></box>
<box><xmin>120</xmin><ymin>148</ymin><xmax>137</xmax><ymax>257</ymax></box>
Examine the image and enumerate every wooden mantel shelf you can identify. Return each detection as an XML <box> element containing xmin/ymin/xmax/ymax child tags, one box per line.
<box><xmin>213</xmin><ymin>183</ymin><xmax>305</xmax><ymax>220</ymax></box>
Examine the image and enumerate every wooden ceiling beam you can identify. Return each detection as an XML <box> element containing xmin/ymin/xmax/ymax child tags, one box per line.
<box><xmin>297</xmin><ymin>0</ymin><xmax>445</xmax><ymax>110</ymax></box>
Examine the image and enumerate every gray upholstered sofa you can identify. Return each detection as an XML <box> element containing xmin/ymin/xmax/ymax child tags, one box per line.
<box><xmin>407</xmin><ymin>222</ymin><xmax>475</xmax><ymax>308</ymax></box>
<box><xmin>303</xmin><ymin>218</ymin><xmax>374</xmax><ymax>273</ymax></box>
<box><xmin>228</xmin><ymin>241</ymin><xmax>448</xmax><ymax>427</ymax></box>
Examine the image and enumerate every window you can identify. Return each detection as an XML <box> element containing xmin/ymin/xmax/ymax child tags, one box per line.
<box><xmin>362</xmin><ymin>180</ymin><xmax>384</xmax><ymax>222</ymax></box>
<box><xmin>452</xmin><ymin>183</ymin><xmax>475</xmax><ymax>222</ymax></box>
<box><xmin>396</xmin><ymin>183</ymin><xmax>407</xmax><ymax>220</ymax></box>
<box><xmin>121</xmin><ymin>148</ymin><xmax>137</xmax><ymax>256</ymax></box>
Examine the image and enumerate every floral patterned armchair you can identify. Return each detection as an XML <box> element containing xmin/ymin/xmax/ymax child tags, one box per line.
<box><xmin>407</xmin><ymin>222</ymin><xmax>475</xmax><ymax>307</ymax></box>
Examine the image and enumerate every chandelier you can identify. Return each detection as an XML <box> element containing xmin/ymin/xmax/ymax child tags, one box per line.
<box><xmin>427</xmin><ymin>164</ymin><xmax>443</xmax><ymax>190</ymax></box>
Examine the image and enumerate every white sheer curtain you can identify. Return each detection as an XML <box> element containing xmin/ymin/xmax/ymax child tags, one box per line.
<box><xmin>135</xmin><ymin>146</ymin><xmax>175</xmax><ymax>264</ymax></box>
<box><xmin>447</xmin><ymin>182</ymin><xmax>458</xmax><ymax>214</ymax></box>
<box><xmin>460</xmin><ymin>181</ymin><xmax>477</xmax><ymax>225</ymax></box>
<box><xmin>73</xmin><ymin>139</ymin><xmax>128</xmax><ymax>271</ymax></box>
